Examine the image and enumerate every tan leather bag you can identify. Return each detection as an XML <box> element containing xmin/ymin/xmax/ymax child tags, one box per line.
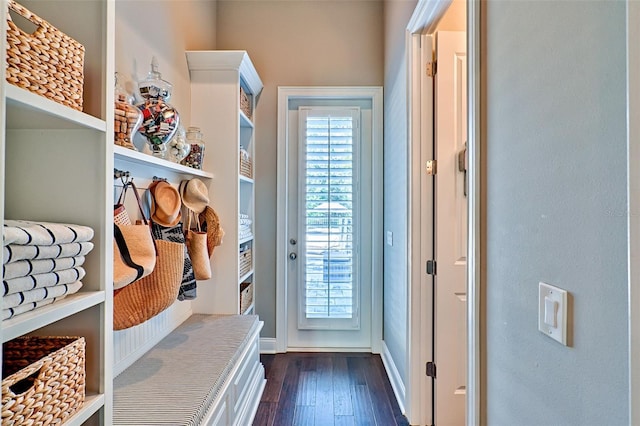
<box><xmin>186</xmin><ymin>211</ymin><xmax>212</xmax><ymax>280</ymax></box>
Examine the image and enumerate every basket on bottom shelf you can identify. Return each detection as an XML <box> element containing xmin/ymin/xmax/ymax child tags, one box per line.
<box><xmin>240</xmin><ymin>282</ymin><xmax>254</xmax><ymax>314</ymax></box>
<box><xmin>2</xmin><ymin>336</ymin><xmax>86</xmax><ymax>425</ymax></box>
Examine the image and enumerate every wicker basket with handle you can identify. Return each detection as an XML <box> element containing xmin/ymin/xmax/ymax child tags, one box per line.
<box><xmin>5</xmin><ymin>0</ymin><xmax>85</xmax><ymax>110</ymax></box>
<box><xmin>240</xmin><ymin>281</ymin><xmax>254</xmax><ymax>314</ymax></box>
<box><xmin>2</xmin><ymin>336</ymin><xmax>86</xmax><ymax>425</ymax></box>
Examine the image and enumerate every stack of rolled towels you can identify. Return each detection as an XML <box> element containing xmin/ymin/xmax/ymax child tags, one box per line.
<box><xmin>239</xmin><ymin>213</ymin><xmax>253</xmax><ymax>240</ymax></box>
<box><xmin>2</xmin><ymin>220</ymin><xmax>95</xmax><ymax>320</ymax></box>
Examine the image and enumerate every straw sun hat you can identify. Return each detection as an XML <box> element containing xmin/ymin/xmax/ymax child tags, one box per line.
<box><xmin>199</xmin><ymin>206</ymin><xmax>224</xmax><ymax>257</ymax></box>
<box><xmin>179</xmin><ymin>179</ymin><xmax>209</xmax><ymax>214</ymax></box>
<box><xmin>149</xmin><ymin>180</ymin><xmax>182</xmax><ymax>227</ymax></box>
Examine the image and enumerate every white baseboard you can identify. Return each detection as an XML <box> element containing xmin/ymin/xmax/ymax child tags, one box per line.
<box><xmin>260</xmin><ymin>337</ymin><xmax>277</xmax><ymax>354</ymax></box>
<box><xmin>381</xmin><ymin>341</ymin><xmax>406</xmax><ymax>415</ymax></box>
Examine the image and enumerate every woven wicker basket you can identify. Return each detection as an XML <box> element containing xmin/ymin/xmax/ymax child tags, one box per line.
<box><xmin>5</xmin><ymin>0</ymin><xmax>85</xmax><ymax>111</ymax></box>
<box><xmin>240</xmin><ymin>86</ymin><xmax>252</xmax><ymax>120</ymax></box>
<box><xmin>239</xmin><ymin>247</ymin><xmax>252</xmax><ymax>279</ymax></box>
<box><xmin>240</xmin><ymin>155</ymin><xmax>253</xmax><ymax>179</ymax></box>
<box><xmin>2</xmin><ymin>336</ymin><xmax>86</xmax><ymax>425</ymax></box>
<box><xmin>240</xmin><ymin>282</ymin><xmax>254</xmax><ymax>314</ymax></box>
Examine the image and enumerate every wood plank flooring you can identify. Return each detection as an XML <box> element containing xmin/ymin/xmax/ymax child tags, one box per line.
<box><xmin>253</xmin><ymin>353</ymin><xmax>410</xmax><ymax>426</ymax></box>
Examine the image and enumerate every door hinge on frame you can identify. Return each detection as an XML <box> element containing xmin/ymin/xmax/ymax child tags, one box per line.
<box><xmin>426</xmin><ymin>160</ymin><xmax>437</xmax><ymax>176</ymax></box>
<box><xmin>426</xmin><ymin>260</ymin><xmax>436</xmax><ymax>275</ymax></box>
<box><xmin>426</xmin><ymin>61</ymin><xmax>437</xmax><ymax>77</ymax></box>
<box><xmin>426</xmin><ymin>361</ymin><xmax>436</xmax><ymax>378</ymax></box>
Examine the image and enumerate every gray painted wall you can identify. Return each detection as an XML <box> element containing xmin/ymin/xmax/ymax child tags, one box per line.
<box><xmin>482</xmin><ymin>1</ymin><xmax>628</xmax><ymax>424</ymax></box>
<box><xmin>382</xmin><ymin>0</ymin><xmax>417</xmax><ymax>386</ymax></box>
<box><xmin>216</xmin><ymin>0</ymin><xmax>384</xmax><ymax>338</ymax></box>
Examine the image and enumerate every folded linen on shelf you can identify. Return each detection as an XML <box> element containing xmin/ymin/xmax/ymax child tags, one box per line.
<box><xmin>3</xmin><ymin>281</ymin><xmax>83</xmax><ymax>309</ymax></box>
<box><xmin>2</xmin><ymin>267</ymin><xmax>85</xmax><ymax>296</ymax></box>
<box><xmin>2</xmin><ymin>255</ymin><xmax>86</xmax><ymax>280</ymax></box>
<box><xmin>2</xmin><ymin>296</ymin><xmax>65</xmax><ymax>320</ymax></box>
<box><xmin>239</xmin><ymin>214</ymin><xmax>252</xmax><ymax>227</ymax></box>
<box><xmin>3</xmin><ymin>220</ymin><xmax>94</xmax><ymax>246</ymax></box>
<box><xmin>238</xmin><ymin>225</ymin><xmax>252</xmax><ymax>240</ymax></box>
<box><xmin>3</xmin><ymin>241</ymin><xmax>94</xmax><ymax>264</ymax></box>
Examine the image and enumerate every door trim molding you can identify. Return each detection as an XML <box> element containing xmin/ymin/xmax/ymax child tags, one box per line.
<box><xmin>467</xmin><ymin>1</ymin><xmax>482</xmax><ymax>424</ymax></box>
<box><xmin>276</xmin><ymin>86</ymin><xmax>384</xmax><ymax>353</ymax></box>
<box><xmin>628</xmin><ymin>0</ymin><xmax>640</xmax><ymax>423</ymax></box>
<box><xmin>406</xmin><ymin>0</ymin><xmax>480</xmax><ymax>425</ymax></box>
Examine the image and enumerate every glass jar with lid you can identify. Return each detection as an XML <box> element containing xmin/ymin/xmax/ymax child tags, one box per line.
<box><xmin>181</xmin><ymin>126</ymin><xmax>205</xmax><ymax>170</ymax></box>
<box><xmin>114</xmin><ymin>73</ymin><xmax>142</xmax><ymax>150</ymax></box>
<box><xmin>136</xmin><ymin>57</ymin><xmax>180</xmax><ymax>158</ymax></box>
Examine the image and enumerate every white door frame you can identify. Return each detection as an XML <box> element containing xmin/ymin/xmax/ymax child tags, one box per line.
<box><xmin>276</xmin><ymin>86</ymin><xmax>384</xmax><ymax>353</ymax></box>
<box><xmin>406</xmin><ymin>1</ymin><xmax>481</xmax><ymax>425</ymax></box>
<box><xmin>628</xmin><ymin>0</ymin><xmax>640</xmax><ymax>423</ymax></box>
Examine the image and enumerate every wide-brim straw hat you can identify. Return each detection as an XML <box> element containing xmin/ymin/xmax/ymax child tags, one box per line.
<box><xmin>149</xmin><ymin>180</ymin><xmax>182</xmax><ymax>227</ymax></box>
<box><xmin>199</xmin><ymin>206</ymin><xmax>224</xmax><ymax>257</ymax></box>
<box><xmin>179</xmin><ymin>178</ymin><xmax>209</xmax><ymax>214</ymax></box>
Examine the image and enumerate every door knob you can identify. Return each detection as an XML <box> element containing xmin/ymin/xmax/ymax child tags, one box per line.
<box><xmin>289</xmin><ymin>252</ymin><xmax>297</xmax><ymax>260</ymax></box>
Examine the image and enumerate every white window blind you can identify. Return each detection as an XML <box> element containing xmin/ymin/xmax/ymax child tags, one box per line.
<box><xmin>298</xmin><ymin>107</ymin><xmax>360</xmax><ymax>329</ymax></box>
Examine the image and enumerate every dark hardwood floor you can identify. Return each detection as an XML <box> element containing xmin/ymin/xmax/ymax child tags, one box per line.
<box><xmin>253</xmin><ymin>352</ymin><xmax>410</xmax><ymax>426</ymax></box>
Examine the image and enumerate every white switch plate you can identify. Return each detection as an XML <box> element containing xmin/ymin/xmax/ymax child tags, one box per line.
<box><xmin>538</xmin><ymin>282</ymin><xmax>568</xmax><ymax>345</ymax></box>
<box><xmin>386</xmin><ymin>231</ymin><xmax>393</xmax><ymax>246</ymax></box>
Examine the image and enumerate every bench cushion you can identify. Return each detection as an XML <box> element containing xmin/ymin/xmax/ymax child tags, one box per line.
<box><xmin>113</xmin><ymin>314</ymin><xmax>260</xmax><ymax>425</ymax></box>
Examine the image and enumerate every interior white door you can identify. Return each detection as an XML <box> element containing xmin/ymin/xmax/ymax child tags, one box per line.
<box><xmin>286</xmin><ymin>105</ymin><xmax>373</xmax><ymax>350</ymax></box>
<box><xmin>434</xmin><ymin>30</ymin><xmax>467</xmax><ymax>425</ymax></box>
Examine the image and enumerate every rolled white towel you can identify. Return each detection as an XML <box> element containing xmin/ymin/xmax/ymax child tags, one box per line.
<box><xmin>2</xmin><ymin>267</ymin><xmax>85</xmax><ymax>296</ymax></box>
<box><xmin>3</xmin><ymin>255</ymin><xmax>86</xmax><ymax>280</ymax></box>
<box><xmin>2</xmin><ymin>296</ymin><xmax>64</xmax><ymax>321</ymax></box>
<box><xmin>3</xmin><ymin>241</ymin><xmax>94</xmax><ymax>264</ymax></box>
<box><xmin>3</xmin><ymin>220</ymin><xmax>94</xmax><ymax>246</ymax></box>
<box><xmin>3</xmin><ymin>281</ymin><xmax>83</xmax><ymax>309</ymax></box>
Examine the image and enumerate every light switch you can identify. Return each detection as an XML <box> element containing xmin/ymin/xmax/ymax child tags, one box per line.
<box><xmin>386</xmin><ymin>231</ymin><xmax>393</xmax><ymax>246</ymax></box>
<box><xmin>538</xmin><ymin>282</ymin><xmax>568</xmax><ymax>345</ymax></box>
<box><xmin>544</xmin><ymin>296</ymin><xmax>557</xmax><ymax>327</ymax></box>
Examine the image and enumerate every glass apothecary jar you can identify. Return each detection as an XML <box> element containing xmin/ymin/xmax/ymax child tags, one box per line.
<box><xmin>168</xmin><ymin>125</ymin><xmax>190</xmax><ymax>163</ymax></box>
<box><xmin>114</xmin><ymin>73</ymin><xmax>142</xmax><ymax>150</ymax></box>
<box><xmin>181</xmin><ymin>126</ymin><xmax>206</xmax><ymax>170</ymax></box>
<box><xmin>136</xmin><ymin>57</ymin><xmax>180</xmax><ymax>158</ymax></box>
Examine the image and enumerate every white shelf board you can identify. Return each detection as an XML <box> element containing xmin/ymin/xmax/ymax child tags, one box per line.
<box><xmin>240</xmin><ymin>175</ymin><xmax>254</xmax><ymax>184</ymax></box>
<box><xmin>64</xmin><ymin>393</ymin><xmax>105</xmax><ymax>426</ymax></box>
<box><xmin>3</xmin><ymin>291</ymin><xmax>106</xmax><ymax>342</ymax></box>
<box><xmin>5</xmin><ymin>84</ymin><xmax>107</xmax><ymax>131</ymax></box>
<box><xmin>240</xmin><ymin>110</ymin><xmax>254</xmax><ymax>128</ymax></box>
<box><xmin>114</xmin><ymin>145</ymin><xmax>214</xmax><ymax>179</ymax></box>
<box><xmin>239</xmin><ymin>269</ymin><xmax>254</xmax><ymax>284</ymax></box>
<box><xmin>239</xmin><ymin>235</ymin><xmax>254</xmax><ymax>245</ymax></box>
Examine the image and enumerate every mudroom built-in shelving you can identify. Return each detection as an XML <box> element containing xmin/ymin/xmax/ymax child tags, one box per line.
<box><xmin>186</xmin><ymin>50</ymin><xmax>263</xmax><ymax>316</ymax></box>
<box><xmin>0</xmin><ymin>0</ymin><xmax>114</xmax><ymax>424</ymax></box>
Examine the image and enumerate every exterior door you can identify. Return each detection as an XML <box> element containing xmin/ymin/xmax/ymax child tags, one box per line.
<box><xmin>286</xmin><ymin>105</ymin><xmax>373</xmax><ymax>350</ymax></box>
<box><xmin>433</xmin><ymin>30</ymin><xmax>467</xmax><ymax>425</ymax></box>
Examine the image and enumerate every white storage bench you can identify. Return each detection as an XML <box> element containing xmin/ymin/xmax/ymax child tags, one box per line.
<box><xmin>113</xmin><ymin>314</ymin><xmax>265</xmax><ymax>425</ymax></box>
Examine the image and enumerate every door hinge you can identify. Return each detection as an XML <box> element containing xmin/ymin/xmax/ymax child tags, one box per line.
<box><xmin>426</xmin><ymin>61</ymin><xmax>437</xmax><ymax>77</ymax></box>
<box><xmin>426</xmin><ymin>361</ymin><xmax>436</xmax><ymax>378</ymax></box>
<box><xmin>426</xmin><ymin>160</ymin><xmax>437</xmax><ymax>176</ymax></box>
<box><xmin>426</xmin><ymin>260</ymin><xmax>436</xmax><ymax>275</ymax></box>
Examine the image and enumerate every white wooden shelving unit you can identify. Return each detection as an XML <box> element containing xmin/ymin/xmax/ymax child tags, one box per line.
<box><xmin>0</xmin><ymin>0</ymin><xmax>114</xmax><ymax>424</ymax></box>
<box><xmin>186</xmin><ymin>51</ymin><xmax>263</xmax><ymax>316</ymax></box>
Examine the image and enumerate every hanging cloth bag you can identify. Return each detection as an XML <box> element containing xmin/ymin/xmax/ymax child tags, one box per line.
<box><xmin>113</xmin><ymin>181</ymin><xmax>156</xmax><ymax>290</ymax></box>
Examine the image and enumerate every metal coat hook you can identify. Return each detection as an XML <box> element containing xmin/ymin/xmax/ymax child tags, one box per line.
<box><xmin>152</xmin><ymin>176</ymin><xmax>167</xmax><ymax>182</ymax></box>
<box><xmin>114</xmin><ymin>169</ymin><xmax>132</xmax><ymax>186</ymax></box>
